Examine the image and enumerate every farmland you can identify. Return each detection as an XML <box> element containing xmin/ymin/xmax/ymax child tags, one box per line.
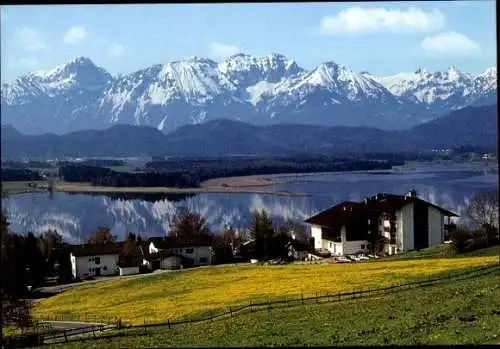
<box><xmin>35</xmin><ymin>268</ymin><xmax>500</xmax><ymax>347</ymax></box>
<box><xmin>33</xmin><ymin>255</ymin><xmax>499</xmax><ymax>325</ymax></box>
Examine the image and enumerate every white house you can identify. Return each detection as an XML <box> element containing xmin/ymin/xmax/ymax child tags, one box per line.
<box><xmin>70</xmin><ymin>244</ymin><xmax>123</xmax><ymax>279</ymax></box>
<box><xmin>147</xmin><ymin>234</ymin><xmax>213</xmax><ymax>268</ymax></box>
<box><xmin>305</xmin><ymin>190</ymin><xmax>459</xmax><ymax>256</ymax></box>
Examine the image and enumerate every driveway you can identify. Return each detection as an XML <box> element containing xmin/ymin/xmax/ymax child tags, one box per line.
<box><xmin>35</xmin><ymin>269</ymin><xmax>169</xmax><ymax>295</ymax></box>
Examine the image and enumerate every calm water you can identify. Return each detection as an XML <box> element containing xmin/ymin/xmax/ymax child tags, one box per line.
<box><xmin>2</xmin><ymin>165</ymin><xmax>497</xmax><ymax>243</ymax></box>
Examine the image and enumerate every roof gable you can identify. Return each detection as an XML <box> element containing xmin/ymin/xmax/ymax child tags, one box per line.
<box><xmin>304</xmin><ymin>191</ymin><xmax>459</xmax><ymax>227</ymax></box>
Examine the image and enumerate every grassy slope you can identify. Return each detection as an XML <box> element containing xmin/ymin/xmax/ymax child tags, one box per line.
<box><xmin>40</xmin><ymin>270</ymin><xmax>500</xmax><ymax>347</ymax></box>
<box><xmin>33</xmin><ymin>255</ymin><xmax>499</xmax><ymax>325</ymax></box>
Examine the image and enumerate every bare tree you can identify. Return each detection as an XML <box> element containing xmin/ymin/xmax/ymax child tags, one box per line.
<box><xmin>88</xmin><ymin>227</ymin><xmax>116</xmax><ymax>245</ymax></box>
<box><xmin>463</xmin><ymin>191</ymin><xmax>499</xmax><ymax>246</ymax></box>
<box><xmin>170</xmin><ymin>208</ymin><xmax>211</xmax><ymax>239</ymax></box>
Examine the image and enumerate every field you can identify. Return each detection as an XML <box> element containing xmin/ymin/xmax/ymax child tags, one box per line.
<box><xmin>35</xmin><ymin>269</ymin><xmax>500</xmax><ymax>347</ymax></box>
<box><xmin>1</xmin><ymin>181</ymin><xmax>48</xmax><ymax>196</ymax></box>
<box><xmin>33</xmin><ymin>255</ymin><xmax>498</xmax><ymax>325</ymax></box>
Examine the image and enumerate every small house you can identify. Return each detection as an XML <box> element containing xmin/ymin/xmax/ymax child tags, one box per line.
<box><xmin>148</xmin><ymin>234</ymin><xmax>213</xmax><ymax>267</ymax></box>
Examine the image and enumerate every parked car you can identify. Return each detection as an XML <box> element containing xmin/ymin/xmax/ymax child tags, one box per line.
<box><xmin>357</xmin><ymin>254</ymin><xmax>370</xmax><ymax>261</ymax></box>
<box><xmin>348</xmin><ymin>255</ymin><xmax>361</xmax><ymax>261</ymax></box>
<box><xmin>338</xmin><ymin>256</ymin><xmax>352</xmax><ymax>263</ymax></box>
<box><xmin>367</xmin><ymin>254</ymin><xmax>379</xmax><ymax>259</ymax></box>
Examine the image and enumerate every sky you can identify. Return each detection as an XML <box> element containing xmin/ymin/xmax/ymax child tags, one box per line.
<box><xmin>0</xmin><ymin>1</ymin><xmax>497</xmax><ymax>82</ymax></box>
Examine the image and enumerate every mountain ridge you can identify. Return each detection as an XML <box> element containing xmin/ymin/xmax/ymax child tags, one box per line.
<box><xmin>1</xmin><ymin>54</ymin><xmax>496</xmax><ymax>135</ymax></box>
<box><xmin>1</xmin><ymin>104</ymin><xmax>496</xmax><ymax>159</ymax></box>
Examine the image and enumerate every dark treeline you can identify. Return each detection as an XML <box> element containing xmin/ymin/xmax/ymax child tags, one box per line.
<box><xmin>59</xmin><ymin>165</ymin><xmax>199</xmax><ymax>188</ymax></box>
<box><xmin>59</xmin><ymin>157</ymin><xmax>397</xmax><ymax>188</ymax></box>
<box><xmin>1</xmin><ymin>217</ymin><xmax>73</xmax><ymax>299</ymax></box>
<box><xmin>1</xmin><ymin>168</ymin><xmax>43</xmax><ymax>181</ymax></box>
<box><xmin>1</xmin><ymin>160</ymin><xmax>53</xmax><ymax>169</ymax></box>
<box><xmin>57</xmin><ymin>159</ymin><xmax>126</xmax><ymax>167</ymax></box>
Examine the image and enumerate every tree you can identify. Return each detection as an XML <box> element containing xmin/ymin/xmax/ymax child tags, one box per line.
<box><xmin>88</xmin><ymin>227</ymin><xmax>116</xmax><ymax>244</ymax></box>
<box><xmin>122</xmin><ymin>232</ymin><xmax>138</xmax><ymax>261</ymax></box>
<box><xmin>170</xmin><ymin>208</ymin><xmax>211</xmax><ymax>239</ymax></box>
<box><xmin>38</xmin><ymin>229</ymin><xmax>63</xmax><ymax>263</ymax></box>
<box><xmin>450</xmin><ymin>227</ymin><xmax>473</xmax><ymax>253</ymax></box>
<box><xmin>249</xmin><ymin>209</ymin><xmax>275</xmax><ymax>260</ymax></box>
<box><xmin>463</xmin><ymin>191</ymin><xmax>499</xmax><ymax>246</ymax></box>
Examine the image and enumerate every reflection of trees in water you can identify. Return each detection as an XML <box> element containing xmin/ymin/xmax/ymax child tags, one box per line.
<box><xmin>64</xmin><ymin>192</ymin><xmax>197</xmax><ymax>203</ymax></box>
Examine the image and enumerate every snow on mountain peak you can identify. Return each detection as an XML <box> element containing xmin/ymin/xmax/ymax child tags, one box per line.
<box><xmin>1</xmin><ymin>54</ymin><xmax>496</xmax><ymax>135</ymax></box>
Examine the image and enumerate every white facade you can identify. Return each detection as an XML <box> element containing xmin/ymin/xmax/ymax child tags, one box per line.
<box><xmin>119</xmin><ymin>266</ymin><xmax>140</xmax><ymax>276</ymax></box>
<box><xmin>399</xmin><ymin>202</ymin><xmax>415</xmax><ymax>251</ymax></box>
<box><xmin>70</xmin><ymin>253</ymin><xmax>119</xmax><ymax>279</ymax></box>
<box><xmin>428</xmin><ymin>206</ymin><xmax>445</xmax><ymax>247</ymax></box>
<box><xmin>160</xmin><ymin>255</ymin><xmax>182</xmax><ymax>269</ymax></box>
<box><xmin>311</xmin><ymin>225</ymin><xmax>369</xmax><ymax>256</ymax></box>
<box><xmin>149</xmin><ymin>242</ymin><xmax>212</xmax><ymax>266</ymax></box>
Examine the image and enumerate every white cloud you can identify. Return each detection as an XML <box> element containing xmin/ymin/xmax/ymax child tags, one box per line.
<box><xmin>319</xmin><ymin>7</ymin><xmax>445</xmax><ymax>35</ymax></box>
<box><xmin>107</xmin><ymin>42</ymin><xmax>125</xmax><ymax>57</ymax></box>
<box><xmin>63</xmin><ymin>26</ymin><xmax>86</xmax><ymax>44</ymax></box>
<box><xmin>421</xmin><ymin>31</ymin><xmax>481</xmax><ymax>57</ymax></box>
<box><xmin>209</xmin><ymin>42</ymin><xmax>240</xmax><ymax>60</ymax></box>
<box><xmin>14</xmin><ymin>27</ymin><xmax>49</xmax><ymax>52</ymax></box>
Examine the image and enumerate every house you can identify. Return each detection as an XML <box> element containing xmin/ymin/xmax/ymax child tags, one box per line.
<box><xmin>305</xmin><ymin>189</ymin><xmax>459</xmax><ymax>256</ymax></box>
<box><xmin>147</xmin><ymin>234</ymin><xmax>213</xmax><ymax>268</ymax></box>
<box><xmin>142</xmin><ymin>251</ymin><xmax>183</xmax><ymax>271</ymax></box>
<box><xmin>70</xmin><ymin>243</ymin><xmax>123</xmax><ymax>279</ymax></box>
<box><xmin>285</xmin><ymin>241</ymin><xmax>311</xmax><ymax>261</ymax></box>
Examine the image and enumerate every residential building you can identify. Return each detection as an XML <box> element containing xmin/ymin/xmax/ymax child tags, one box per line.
<box><xmin>70</xmin><ymin>243</ymin><xmax>123</xmax><ymax>279</ymax></box>
<box><xmin>305</xmin><ymin>189</ymin><xmax>459</xmax><ymax>256</ymax></box>
<box><xmin>148</xmin><ymin>234</ymin><xmax>214</xmax><ymax>267</ymax></box>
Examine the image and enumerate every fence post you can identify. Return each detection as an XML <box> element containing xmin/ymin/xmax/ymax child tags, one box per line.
<box><xmin>250</xmin><ymin>301</ymin><xmax>253</xmax><ymax>313</ymax></box>
<box><xmin>167</xmin><ymin>319</ymin><xmax>171</xmax><ymax>329</ymax></box>
<box><xmin>230</xmin><ymin>306</ymin><xmax>233</xmax><ymax>318</ymax></box>
<box><xmin>92</xmin><ymin>325</ymin><xmax>96</xmax><ymax>338</ymax></box>
<box><xmin>63</xmin><ymin>330</ymin><xmax>67</xmax><ymax>342</ymax></box>
<box><xmin>301</xmin><ymin>294</ymin><xmax>304</xmax><ymax>304</ymax></box>
<box><xmin>144</xmin><ymin>319</ymin><xmax>147</xmax><ymax>334</ymax></box>
<box><xmin>268</xmin><ymin>300</ymin><xmax>271</xmax><ymax>311</ymax></box>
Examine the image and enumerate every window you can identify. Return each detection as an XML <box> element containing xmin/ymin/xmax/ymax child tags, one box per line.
<box><xmin>361</xmin><ymin>244</ymin><xmax>366</xmax><ymax>249</ymax></box>
<box><xmin>89</xmin><ymin>258</ymin><xmax>92</xmax><ymax>262</ymax></box>
<box><xmin>94</xmin><ymin>257</ymin><xmax>101</xmax><ymax>265</ymax></box>
<box><xmin>329</xmin><ymin>242</ymin><xmax>332</xmax><ymax>248</ymax></box>
<box><xmin>103</xmin><ymin>266</ymin><xmax>107</xmax><ymax>271</ymax></box>
<box><xmin>185</xmin><ymin>248</ymin><xmax>194</xmax><ymax>254</ymax></box>
<box><xmin>199</xmin><ymin>257</ymin><xmax>208</xmax><ymax>264</ymax></box>
<box><xmin>88</xmin><ymin>268</ymin><xmax>92</xmax><ymax>272</ymax></box>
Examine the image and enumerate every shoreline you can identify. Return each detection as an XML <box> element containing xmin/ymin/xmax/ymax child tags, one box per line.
<box><xmin>52</xmin><ymin>182</ymin><xmax>309</xmax><ymax>197</ymax></box>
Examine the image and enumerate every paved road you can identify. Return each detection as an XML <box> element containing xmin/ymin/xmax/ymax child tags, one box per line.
<box><xmin>40</xmin><ymin>320</ymin><xmax>108</xmax><ymax>330</ymax></box>
<box><xmin>35</xmin><ymin>269</ymin><xmax>170</xmax><ymax>294</ymax></box>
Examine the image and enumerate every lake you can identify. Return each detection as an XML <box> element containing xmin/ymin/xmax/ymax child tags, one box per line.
<box><xmin>2</xmin><ymin>164</ymin><xmax>497</xmax><ymax>243</ymax></box>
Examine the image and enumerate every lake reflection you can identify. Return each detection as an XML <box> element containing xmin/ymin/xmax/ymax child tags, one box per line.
<box><xmin>2</xmin><ymin>166</ymin><xmax>497</xmax><ymax>243</ymax></box>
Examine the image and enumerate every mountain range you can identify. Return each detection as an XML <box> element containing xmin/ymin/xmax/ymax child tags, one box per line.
<box><xmin>1</xmin><ymin>104</ymin><xmax>496</xmax><ymax>159</ymax></box>
<box><xmin>1</xmin><ymin>54</ymin><xmax>497</xmax><ymax>135</ymax></box>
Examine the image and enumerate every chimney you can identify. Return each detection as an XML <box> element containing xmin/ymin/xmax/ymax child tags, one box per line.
<box><xmin>407</xmin><ymin>189</ymin><xmax>417</xmax><ymax>198</ymax></box>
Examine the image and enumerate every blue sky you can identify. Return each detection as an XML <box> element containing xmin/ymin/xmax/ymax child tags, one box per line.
<box><xmin>0</xmin><ymin>1</ymin><xmax>496</xmax><ymax>82</ymax></box>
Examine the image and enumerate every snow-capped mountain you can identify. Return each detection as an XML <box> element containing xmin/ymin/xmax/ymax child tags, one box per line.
<box><xmin>1</xmin><ymin>54</ymin><xmax>496</xmax><ymax>135</ymax></box>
